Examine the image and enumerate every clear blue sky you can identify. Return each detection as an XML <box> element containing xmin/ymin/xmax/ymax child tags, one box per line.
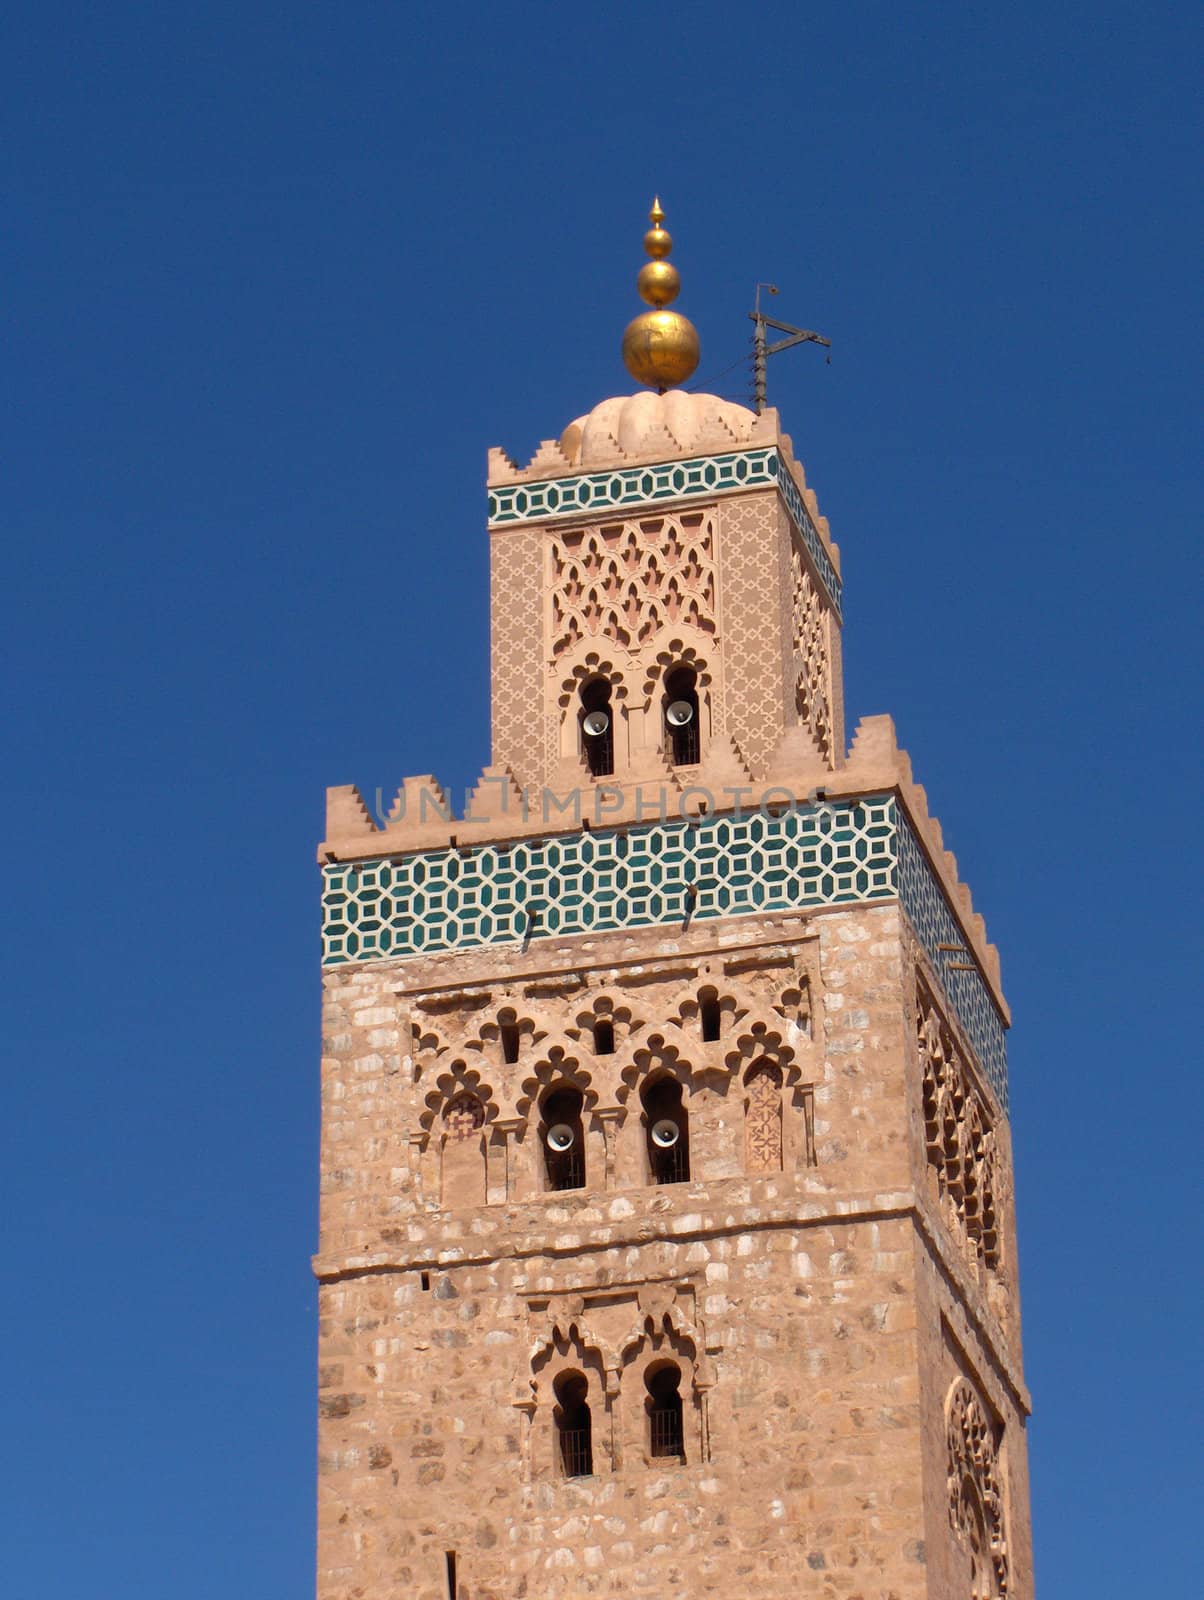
<box><xmin>4</xmin><ymin>3</ymin><xmax>1200</xmax><ymax>1595</ymax></box>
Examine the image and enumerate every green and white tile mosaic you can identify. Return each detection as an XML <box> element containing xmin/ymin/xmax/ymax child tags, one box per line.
<box><xmin>322</xmin><ymin>797</ymin><xmax>891</xmax><ymax>965</ymax></box>
<box><xmin>897</xmin><ymin>815</ymin><xmax>1008</xmax><ymax>1109</ymax></box>
<box><xmin>488</xmin><ymin>447</ymin><xmax>842</xmax><ymax>619</ymax></box>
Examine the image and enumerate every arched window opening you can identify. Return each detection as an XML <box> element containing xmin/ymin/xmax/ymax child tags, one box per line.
<box><xmin>646</xmin><ymin>1363</ymin><xmax>685</xmax><ymax>1461</ymax></box>
<box><xmin>579</xmin><ymin>678</ymin><xmax>614</xmax><ymax>778</ymax></box>
<box><xmin>553</xmin><ymin>1370</ymin><xmax>593</xmax><ymax>1478</ymax></box>
<box><xmin>699</xmin><ymin>993</ymin><xmax>721</xmax><ymax>1041</ymax></box>
<box><xmin>541</xmin><ymin>1086</ymin><xmax>585</xmax><ymax>1191</ymax></box>
<box><xmin>663</xmin><ymin>666</ymin><xmax>700</xmax><ymax>766</ymax></box>
<box><xmin>499</xmin><ymin>1019</ymin><xmax>520</xmax><ymax>1064</ymax></box>
<box><xmin>642</xmin><ymin>1076</ymin><xmax>690</xmax><ymax>1185</ymax></box>
<box><xmin>592</xmin><ymin>1018</ymin><xmax>615</xmax><ymax>1055</ymax></box>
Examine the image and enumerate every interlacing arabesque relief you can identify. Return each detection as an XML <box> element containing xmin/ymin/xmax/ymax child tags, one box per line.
<box><xmin>791</xmin><ymin>542</ymin><xmax>832</xmax><ymax>760</ymax></box>
<box><xmin>490</xmin><ymin>526</ymin><xmax>546</xmax><ymax>784</ymax></box>
<box><xmin>918</xmin><ymin>977</ymin><xmax>1004</xmax><ymax>1287</ymax></box>
<box><xmin>947</xmin><ymin>1379</ymin><xmax>1009</xmax><ymax>1598</ymax></box>
<box><xmin>408</xmin><ymin>953</ymin><xmax>818</xmax><ymax>1204</ymax></box>
<box><xmin>549</xmin><ymin>510</ymin><xmax>716</xmax><ymax>658</ymax></box>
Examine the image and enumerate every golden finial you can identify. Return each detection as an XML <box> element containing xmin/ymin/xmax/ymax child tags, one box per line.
<box><xmin>622</xmin><ymin>197</ymin><xmax>700</xmax><ymax>390</ymax></box>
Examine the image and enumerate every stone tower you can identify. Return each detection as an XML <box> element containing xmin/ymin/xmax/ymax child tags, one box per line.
<box><xmin>314</xmin><ymin>206</ymin><xmax>1032</xmax><ymax>1600</ymax></box>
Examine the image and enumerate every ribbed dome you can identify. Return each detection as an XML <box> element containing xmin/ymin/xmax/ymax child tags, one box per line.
<box><xmin>560</xmin><ymin>391</ymin><xmax>759</xmax><ymax>468</ymax></box>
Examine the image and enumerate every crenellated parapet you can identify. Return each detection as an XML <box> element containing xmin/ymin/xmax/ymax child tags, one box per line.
<box><xmin>317</xmin><ymin>716</ymin><xmax>1008</xmax><ymax>1108</ymax></box>
<box><xmin>319</xmin><ymin>719</ymin><xmax>1003</xmax><ymax>998</ymax></box>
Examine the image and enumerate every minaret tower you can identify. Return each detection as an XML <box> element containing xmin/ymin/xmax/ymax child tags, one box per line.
<box><xmin>315</xmin><ymin>202</ymin><xmax>1033</xmax><ymax>1600</ymax></box>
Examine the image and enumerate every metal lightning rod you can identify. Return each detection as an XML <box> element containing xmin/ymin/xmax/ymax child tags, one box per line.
<box><xmin>750</xmin><ymin>283</ymin><xmax>831</xmax><ymax>413</ymax></box>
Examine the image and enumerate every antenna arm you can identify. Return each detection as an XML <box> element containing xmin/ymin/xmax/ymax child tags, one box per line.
<box><xmin>766</xmin><ymin>329</ymin><xmax>831</xmax><ymax>355</ymax></box>
<box><xmin>750</xmin><ymin>313</ymin><xmax>829</xmax><ymax>340</ymax></box>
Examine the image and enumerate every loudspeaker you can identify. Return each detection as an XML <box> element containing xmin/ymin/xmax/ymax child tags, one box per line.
<box><xmin>650</xmin><ymin>1118</ymin><xmax>680</xmax><ymax>1148</ymax></box>
<box><xmin>665</xmin><ymin>699</ymin><xmax>694</xmax><ymax>727</ymax></box>
<box><xmin>582</xmin><ymin>710</ymin><xmax>610</xmax><ymax>737</ymax></box>
<box><xmin>546</xmin><ymin>1123</ymin><xmax>576</xmax><ymax>1152</ymax></box>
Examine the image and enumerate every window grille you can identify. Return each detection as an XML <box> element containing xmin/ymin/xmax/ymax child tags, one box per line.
<box><xmin>647</xmin><ymin>1364</ymin><xmax>685</xmax><ymax>1461</ymax></box>
<box><xmin>643</xmin><ymin>1078</ymin><xmax>690</xmax><ymax>1185</ymax></box>
<box><xmin>542</xmin><ymin>1086</ymin><xmax>586</xmax><ymax>1192</ymax></box>
<box><xmin>545</xmin><ymin>1144</ymin><xmax>585</xmax><ymax>1191</ymax></box>
<box><xmin>649</xmin><ymin>1405</ymin><xmax>684</xmax><ymax>1460</ymax></box>
<box><xmin>651</xmin><ymin>1138</ymin><xmax>689</xmax><ymax>1185</ymax></box>
<box><xmin>669</xmin><ymin>716</ymin><xmax>700</xmax><ymax>766</ymax></box>
<box><xmin>558</xmin><ymin>1425</ymin><xmax>593</xmax><ymax>1478</ymax></box>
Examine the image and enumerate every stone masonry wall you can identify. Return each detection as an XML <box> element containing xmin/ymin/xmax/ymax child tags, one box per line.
<box><xmin>317</xmin><ymin>1211</ymin><xmax>926</xmax><ymax>1600</ymax></box>
<box><xmin>316</xmin><ymin>901</ymin><xmax>1025</xmax><ymax>1598</ymax></box>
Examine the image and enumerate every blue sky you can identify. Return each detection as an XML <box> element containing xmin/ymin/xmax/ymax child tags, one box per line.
<box><xmin>4</xmin><ymin>3</ymin><xmax>1200</xmax><ymax>1594</ymax></box>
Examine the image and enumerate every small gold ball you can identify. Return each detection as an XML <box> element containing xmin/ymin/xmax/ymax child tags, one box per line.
<box><xmin>622</xmin><ymin>309</ymin><xmax>701</xmax><ymax>389</ymax></box>
<box><xmin>637</xmin><ymin>260</ymin><xmax>680</xmax><ymax>307</ymax></box>
<box><xmin>644</xmin><ymin>225</ymin><xmax>672</xmax><ymax>260</ymax></box>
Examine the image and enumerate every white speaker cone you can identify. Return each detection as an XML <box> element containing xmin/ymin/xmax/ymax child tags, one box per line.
<box><xmin>665</xmin><ymin>700</ymin><xmax>694</xmax><ymax>727</ymax></box>
<box><xmin>582</xmin><ymin>710</ymin><xmax>610</xmax><ymax>737</ymax></box>
<box><xmin>650</xmin><ymin>1118</ymin><xmax>680</xmax><ymax>1148</ymax></box>
<box><xmin>546</xmin><ymin>1123</ymin><xmax>576</xmax><ymax>1152</ymax></box>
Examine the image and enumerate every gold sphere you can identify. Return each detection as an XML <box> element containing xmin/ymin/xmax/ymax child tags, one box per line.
<box><xmin>622</xmin><ymin>309</ymin><xmax>700</xmax><ymax>389</ymax></box>
<box><xmin>644</xmin><ymin>225</ymin><xmax>672</xmax><ymax>259</ymax></box>
<box><xmin>637</xmin><ymin>259</ymin><xmax>680</xmax><ymax>307</ymax></box>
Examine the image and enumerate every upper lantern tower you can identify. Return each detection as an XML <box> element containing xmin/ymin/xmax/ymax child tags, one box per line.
<box><xmin>482</xmin><ymin>200</ymin><xmax>844</xmax><ymax>815</ymax></box>
<box><xmin>315</xmin><ymin>201</ymin><xmax>1032</xmax><ymax>1600</ymax></box>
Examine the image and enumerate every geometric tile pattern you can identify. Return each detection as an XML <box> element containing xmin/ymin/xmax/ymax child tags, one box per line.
<box><xmin>897</xmin><ymin>814</ymin><xmax>1009</xmax><ymax>1110</ymax></box>
<box><xmin>319</xmin><ymin>795</ymin><xmax>1008</xmax><ymax>1111</ymax></box>
<box><xmin>488</xmin><ymin>447</ymin><xmax>842</xmax><ymax>620</ymax></box>
<box><xmin>322</xmin><ymin>795</ymin><xmax>893</xmax><ymax>964</ymax></box>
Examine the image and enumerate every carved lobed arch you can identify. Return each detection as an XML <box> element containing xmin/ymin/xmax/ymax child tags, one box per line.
<box><xmin>617</xmin><ymin>1289</ymin><xmax>715</xmax><ymax>1467</ymax></box>
<box><xmin>528</xmin><ymin>1302</ymin><xmax>620</xmax><ymax>1389</ymax></box>
<box><xmin>618</xmin><ymin>1023</ymin><xmax>720</xmax><ymax>1102</ymax></box>
<box><xmin>721</xmin><ymin>1013</ymin><xmax>806</xmax><ymax>1089</ymax></box>
<box><xmin>467</xmin><ymin>998</ymin><xmax>559</xmax><ymax>1066</ymax></box>
<box><xmin>419</xmin><ymin>1054</ymin><xmax>499</xmax><ymax>1137</ymax></box>
<box><xmin>552</xmin><ymin>647</ymin><xmax>636</xmax><ymax>713</ymax></box>
<box><xmin>638</xmin><ymin>633</ymin><xmax>716</xmax><ymax>704</ymax></box>
<box><xmin>512</xmin><ymin>1037</ymin><xmax>609</xmax><ymax>1123</ymax></box>
<box><xmin>563</xmin><ymin>992</ymin><xmax>640</xmax><ymax>1056</ymax></box>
